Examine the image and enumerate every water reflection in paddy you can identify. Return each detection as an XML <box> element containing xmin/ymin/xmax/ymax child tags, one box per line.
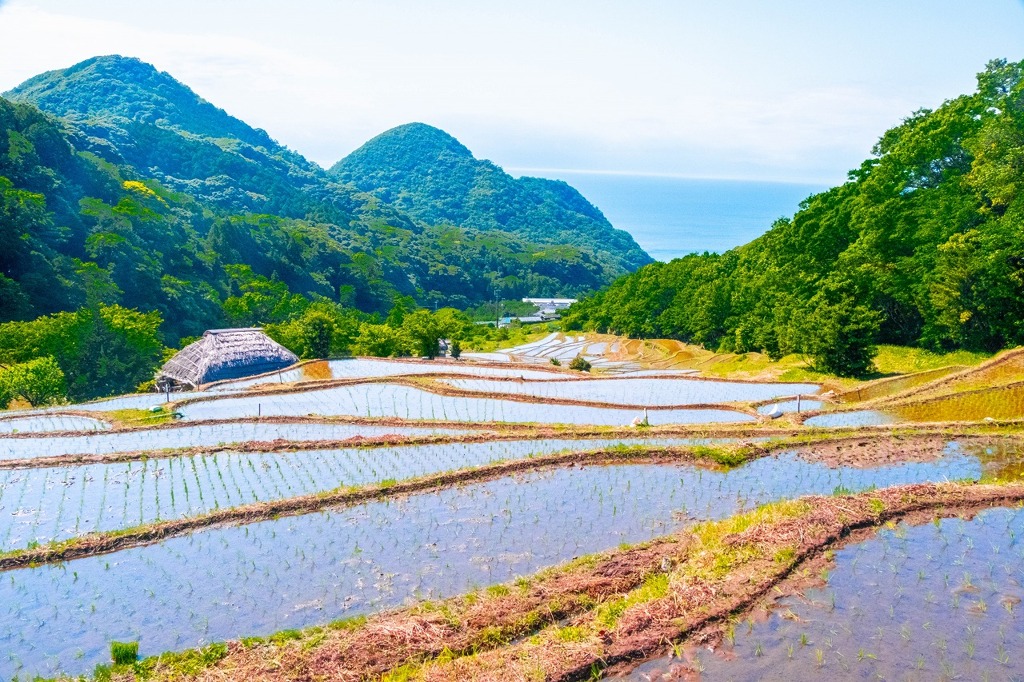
<box><xmin>0</xmin><ymin>437</ymin><xmax>701</xmax><ymax>548</ymax></box>
<box><xmin>180</xmin><ymin>383</ymin><xmax>756</xmax><ymax>426</ymax></box>
<box><xmin>0</xmin><ymin>445</ymin><xmax>987</xmax><ymax>677</ymax></box>
<box><xmin>630</xmin><ymin>506</ymin><xmax>1024</xmax><ymax>681</ymax></box>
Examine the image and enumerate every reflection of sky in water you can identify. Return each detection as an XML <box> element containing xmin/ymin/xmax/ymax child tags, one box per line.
<box><xmin>180</xmin><ymin>383</ymin><xmax>756</xmax><ymax>426</ymax></box>
<box><xmin>0</xmin><ymin>437</ymin><xmax>702</xmax><ymax>548</ymax></box>
<box><xmin>210</xmin><ymin>358</ymin><xmax>568</xmax><ymax>391</ymax></box>
<box><xmin>803</xmin><ymin>409</ymin><xmax>898</xmax><ymax>428</ymax></box>
<box><xmin>757</xmin><ymin>399</ymin><xmax>822</xmax><ymax>415</ymax></box>
<box><xmin>443</xmin><ymin>377</ymin><xmax>819</xmax><ymax>406</ymax></box>
<box><xmin>0</xmin><ymin>421</ymin><xmax>463</xmax><ymax>461</ymax></box>
<box><xmin>0</xmin><ymin>448</ymin><xmax>984</xmax><ymax>678</ymax></box>
<box><xmin>0</xmin><ymin>414</ymin><xmax>110</xmax><ymax>433</ymax></box>
<box><xmin>632</xmin><ymin>506</ymin><xmax>1024</xmax><ymax>681</ymax></box>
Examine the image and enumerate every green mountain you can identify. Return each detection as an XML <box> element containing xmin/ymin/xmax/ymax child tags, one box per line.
<box><xmin>564</xmin><ymin>59</ymin><xmax>1024</xmax><ymax>375</ymax></box>
<box><xmin>1</xmin><ymin>56</ymin><xmax>649</xmax><ymax>342</ymax></box>
<box><xmin>330</xmin><ymin>122</ymin><xmax>652</xmax><ymax>273</ymax></box>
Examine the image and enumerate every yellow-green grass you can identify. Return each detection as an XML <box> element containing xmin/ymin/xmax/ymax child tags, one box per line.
<box><xmin>103</xmin><ymin>408</ymin><xmax>176</xmax><ymax>427</ymax></box>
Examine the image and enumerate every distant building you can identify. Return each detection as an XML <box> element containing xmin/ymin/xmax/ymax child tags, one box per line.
<box><xmin>520</xmin><ymin>297</ymin><xmax>576</xmax><ymax>323</ymax></box>
<box><xmin>521</xmin><ymin>297</ymin><xmax>577</xmax><ymax>310</ymax></box>
<box><xmin>155</xmin><ymin>328</ymin><xmax>298</xmax><ymax>391</ymax></box>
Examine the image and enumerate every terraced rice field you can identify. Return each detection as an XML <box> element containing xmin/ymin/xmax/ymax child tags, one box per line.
<box><xmin>637</xmin><ymin>505</ymin><xmax>1024</xmax><ymax>680</ymax></box>
<box><xmin>177</xmin><ymin>383</ymin><xmax>757</xmax><ymax>425</ymax></box>
<box><xmin>0</xmin><ymin>414</ymin><xmax>110</xmax><ymax>433</ymax></box>
<box><xmin>0</xmin><ymin>444</ymin><xmax>996</xmax><ymax>677</ymax></box>
<box><xmin>0</xmin><ymin>438</ymin><xmax>705</xmax><ymax>548</ymax></box>
<box><xmin>0</xmin><ymin>421</ymin><xmax>466</xmax><ymax>461</ymax></box>
<box><xmin>439</xmin><ymin>376</ymin><xmax>819</xmax><ymax>406</ymax></box>
<box><xmin>208</xmin><ymin>358</ymin><xmax>573</xmax><ymax>391</ymax></box>
<box><xmin>0</xmin><ymin>350</ymin><xmax>1022</xmax><ymax>680</ymax></box>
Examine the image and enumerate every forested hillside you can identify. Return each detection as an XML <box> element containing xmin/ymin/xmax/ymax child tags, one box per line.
<box><xmin>0</xmin><ymin>56</ymin><xmax>647</xmax><ymax>339</ymax></box>
<box><xmin>565</xmin><ymin>59</ymin><xmax>1024</xmax><ymax>376</ymax></box>
<box><xmin>330</xmin><ymin>122</ymin><xmax>651</xmax><ymax>274</ymax></box>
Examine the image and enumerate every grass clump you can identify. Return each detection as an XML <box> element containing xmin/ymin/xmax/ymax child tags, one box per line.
<box><xmin>684</xmin><ymin>500</ymin><xmax>812</xmax><ymax>580</ymax></box>
<box><xmin>110</xmin><ymin>641</ymin><xmax>139</xmax><ymax>665</ymax></box>
<box><xmin>594</xmin><ymin>573</ymin><xmax>669</xmax><ymax>629</ymax></box>
<box><xmin>133</xmin><ymin>643</ymin><xmax>229</xmax><ymax>677</ymax></box>
<box><xmin>569</xmin><ymin>355</ymin><xmax>592</xmax><ymax>372</ymax></box>
<box><xmin>105</xmin><ymin>408</ymin><xmax>175</xmax><ymax>426</ymax></box>
<box><xmin>555</xmin><ymin>625</ymin><xmax>589</xmax><ymax>642</ymax></box>
<box><xmin>689</xmin><ymin>444</ymin><xmax>754</xmax><ymax>468</ymax></box>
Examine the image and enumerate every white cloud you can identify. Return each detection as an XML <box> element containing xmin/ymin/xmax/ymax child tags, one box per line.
<box><xmin>0</xmin><ymin>1</ymin><xmax>1021</xmax><ymax>182</ymax></box>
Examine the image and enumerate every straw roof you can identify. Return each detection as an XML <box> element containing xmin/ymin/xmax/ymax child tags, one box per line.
<box><xmin>156</xmin><ymin>328</ymin><xmax>298</xmax><ymax>389</ymax></box>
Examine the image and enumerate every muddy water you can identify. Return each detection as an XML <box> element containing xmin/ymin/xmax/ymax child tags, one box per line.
<box><xmin>628</xmin><ymin>506</ymin><xmax>1024</xmax><ymax>681</ymax></box>
<box><xmin>0</xmin><ymin>446</ymin><xmax>989</xmax><ymax>678</ymax></box>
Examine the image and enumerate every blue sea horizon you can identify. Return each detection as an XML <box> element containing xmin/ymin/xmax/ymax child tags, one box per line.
<box><xmin>516</xmin><ymin>171</ymin><xmax>828</xmax><ymax>262</ymax></box>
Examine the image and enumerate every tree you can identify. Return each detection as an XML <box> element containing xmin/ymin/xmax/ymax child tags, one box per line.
<box><xmin>800</xmin><ymin>296</ymin><xmax>883</xmax><ymax>377</ymax></box>
<box><xmin>222</xmin><ymin>265</ymin><xmax>309</xmax><ymax>327</ymax></box>
<box><xmin>402</xmin><ymin>309</ymin><xmax>443</xmax><ymax>358</ymax></box>
<box><xmin>0</xmin><ymin>356</ymin><xmax>66</xmax><ymax>407</ymax></box>
<box><xmin>0</xmin><ymin>304</ymin><xmax>165</xmax><ymax>401</ymax></box>
<box><xmin>352</xmin><ymin>323</ymin><xmax>408</xmax><ymax>357</ymax></box>
<box><xmin>386</xmin><ymin>296</ymin><xmax>416</xmax><ymax>327</ymax></box>
<box><xmin>299</xmin><ymin>309</ymin><xmax>334</xmax><ymax>359</ymax></box>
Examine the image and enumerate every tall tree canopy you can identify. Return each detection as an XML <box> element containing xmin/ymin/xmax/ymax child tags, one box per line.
<box><xmin>564</xmin><ymin>60</ymin><xmax>1024</xmax><ymax>375</ymax></box>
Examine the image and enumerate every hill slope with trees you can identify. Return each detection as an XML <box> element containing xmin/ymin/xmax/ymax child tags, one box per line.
<box><xmin>0</xmin><ymin>55</ymin><xmax>651</xmax><ymax>401</ymax></box>
<box><xmin>564</xmin><ymin>59</ymin><xmax>1024</xmax><ymax>376</ymax></box>
<box><xmin>0</xmin><ymin>56</ymin><xmax>648</xmax><ymax>331</ymax></box>
<box><xmin>330</xmin><ymin>122</ymin><xmax>652</xmax><ymax>274</ymax></box>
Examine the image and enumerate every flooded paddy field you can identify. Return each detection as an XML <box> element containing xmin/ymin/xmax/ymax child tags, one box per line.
<box><xmin>208</xmin><ymin>358</ymin><xmax>572</xmax><ymax>391</ymax></box>
<box><xmin>178</xmin><ymin>382</ymin><xmax>757</xmax><ymax>425</ymax></box>
<box><xmin>0</xmin><ymin>437</ymin><xmax>704</xmax><ymax>549</ymax></box>
<box><xmin>0</xmin><ymin>420</ymin><xmax>468</xmax><ymax>462</ymax></box>
<box><xmin>803</xmin><ymin>409</ymin><xmax>899</xmax><ymax>428</ymax></box>
<box><xmin>0</xmin><ymin>414</ymin><xmax>110</xmax><ymax>434</ymax></box>
<box><xmin>438</xmin><ymin>376</ymin><xmax>819</xmax><ymax>407</ymax></box>
<box><xmin>0</xmin><ymin>442</ymin><xmax>1000</xmax><ymax>678</ymax></box>
<box><xmin>635</xmin><ymin>505</ymin><xmax>1024</xmax><ymax>681</ymax></box>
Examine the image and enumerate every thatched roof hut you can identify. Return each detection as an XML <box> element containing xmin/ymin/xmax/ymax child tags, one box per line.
<box><xmin>156</xmin><ymin>328</ymin><xmax>298</xmax><ymax>390</ymax></box>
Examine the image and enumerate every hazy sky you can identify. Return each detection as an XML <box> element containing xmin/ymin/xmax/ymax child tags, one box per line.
<box><xmin>1</xmin><ymin>0</ymin><xmax>1022</xmax><ymax>184</ymax></box>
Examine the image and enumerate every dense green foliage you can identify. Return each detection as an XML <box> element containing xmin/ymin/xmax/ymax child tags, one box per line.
<box><xmin>0</xmin><ymin>56</ymin><xmax>646</xmax><ymax>341</ymax></box>
<box><xmin>0</xmin><ymin>304</ymin><xmax>164</xmax><ymax>401</ymax></box>
<box><xmin>330</xmin><ymin>122</ymin><xmax>652</xmax><ymax>275</ymax></box>
<box><xmin>565</xmin><ymin>60</ymin><xmax>1024</xmax><ymax>376</ymax></box>
<box><xmin>0</xmin><ymin>356</ymin><xmax>66</xmax><ymax>407</ymax></box>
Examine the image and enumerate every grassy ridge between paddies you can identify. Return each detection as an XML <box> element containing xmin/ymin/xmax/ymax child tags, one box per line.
<box><xmin>803</xmin><ymin>347</ymin><xmax>1024</xmax><ymax>424</ymax></box>
<box><xmin>588</xmin><ymin>334</ymin><xmax>993</xmax><ymax>385</ymax></box>
<box><xmin>53</xmin><ymin>479</ymin><xmax>1024</xmax><ymax>681</ymax></box>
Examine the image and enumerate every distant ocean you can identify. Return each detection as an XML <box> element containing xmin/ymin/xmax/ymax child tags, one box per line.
<box><xmin>517</xmin><ymin>171</ymin><xmax>828</xmax><ymax>262</ymax></box>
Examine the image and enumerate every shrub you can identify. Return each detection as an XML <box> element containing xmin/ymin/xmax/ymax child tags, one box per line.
<box><xmin>569</xmin><ymin>355</ymin><xmax>592</xmax><ymax>372</ymax></box>
<box><xmin>550</xmin><ymin>358</ymin><xmax>561</xmax><ymax>366</ymax></box>
<box><xmin>450</xmin><ymin>340</ymin><xmax>462</xmax><ymax>359</ymax></box>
